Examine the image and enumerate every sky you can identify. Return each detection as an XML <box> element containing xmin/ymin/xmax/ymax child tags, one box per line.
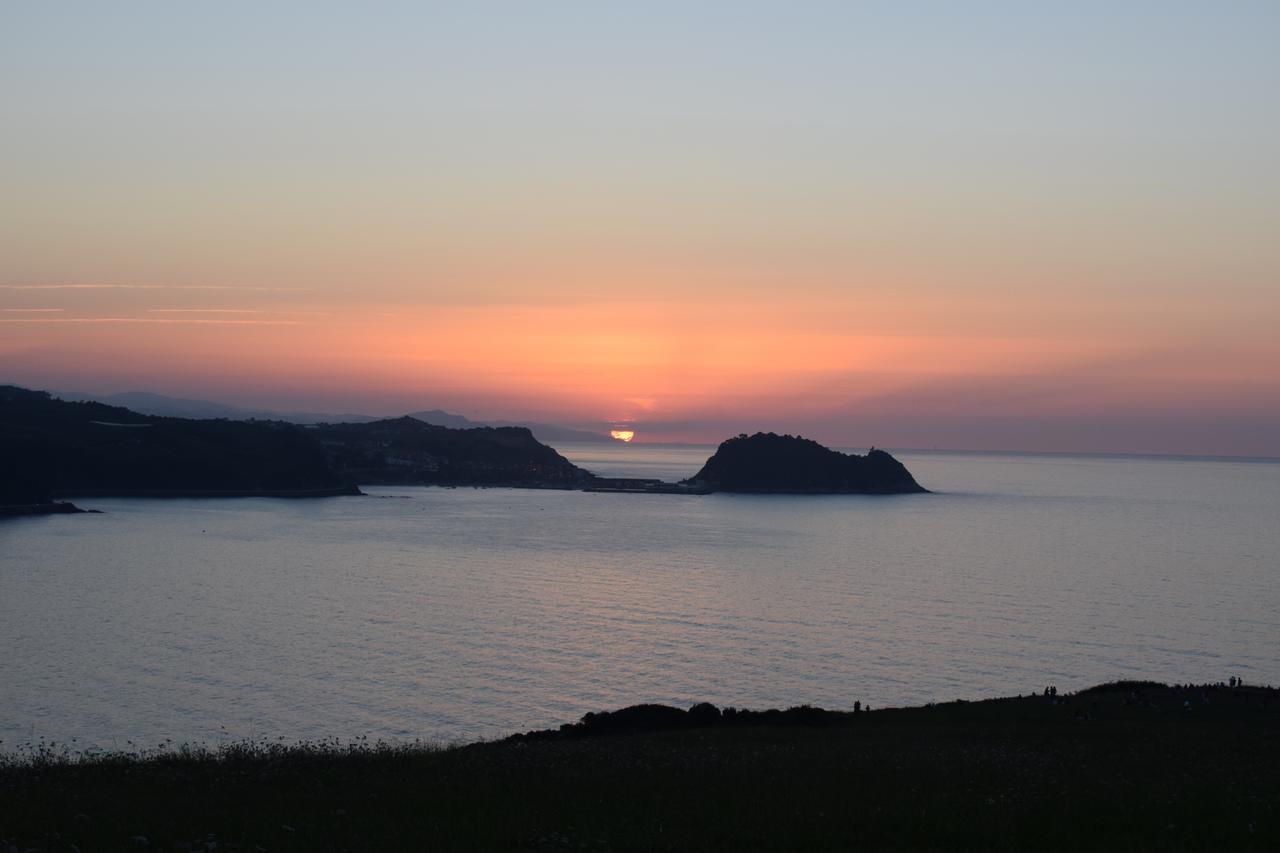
<box><xmin>3</xmin><ymin>2</ymin><xmax>1278</xmax><ymax>454</ymax></box>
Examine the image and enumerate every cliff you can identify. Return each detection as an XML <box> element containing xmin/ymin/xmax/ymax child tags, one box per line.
<box><xmin>686</xmin><ymin>432</ymin><xmax>927</xmax><ymax>494</ymax></box>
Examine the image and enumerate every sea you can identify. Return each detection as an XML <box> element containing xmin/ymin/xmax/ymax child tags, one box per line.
<box><xmin>2</xmin><ymin>443</ymin><xmax>1277</xmax><ymax>751</ymax></box>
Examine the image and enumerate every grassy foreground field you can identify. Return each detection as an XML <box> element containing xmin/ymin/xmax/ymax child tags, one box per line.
<box><xmin>3</xmin><ymin>682</ymin><xmax>1278</xmax><ymax>851</ymax></box>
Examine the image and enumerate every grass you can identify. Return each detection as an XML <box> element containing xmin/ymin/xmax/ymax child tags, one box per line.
<box><xmin>2</xmin><ymin>682</ymin><xmax>1278</xmax><ymax>851</ymax></box>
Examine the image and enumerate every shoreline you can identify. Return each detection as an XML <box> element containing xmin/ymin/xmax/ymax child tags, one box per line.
<box><xmin>34</xmin><ymin>479</ymin><xmax>938</xmax><ymax>504</ymax></box>
<box><xmin>50</xmin><ymin>485</ymin><xmax>363</xmax><ymax>499</ymax></box>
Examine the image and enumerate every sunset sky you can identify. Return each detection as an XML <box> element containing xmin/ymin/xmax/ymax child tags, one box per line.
<box><xmin>3</xmin><ymin>3</ymin><xmax>1278</xmax><ymax>454</ymax></box>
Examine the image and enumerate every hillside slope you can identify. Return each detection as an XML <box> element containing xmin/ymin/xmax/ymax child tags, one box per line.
<box><xmin>0</xmin><ymin>386</ymin><xmax>357</xmax><ymax>497</ymax></box>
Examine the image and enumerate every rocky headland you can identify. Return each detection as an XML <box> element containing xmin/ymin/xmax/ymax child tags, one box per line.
<box><xmin>0</xmin><ymin>385</ymin><xmax>596</xmax><ymax>507</ymax></box>
<box><xmin>310</xmin><ymin>416</ymin><xmax>592</xmax><ymax>488</ymax></box>
<box><xmin>685</xmin><ymin>432</ymin><xmax>927</xmax><ymax>494</ymax></box>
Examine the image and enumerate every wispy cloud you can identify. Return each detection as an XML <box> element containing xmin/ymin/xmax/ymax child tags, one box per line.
<box><xmin>147</xmin><ymin>308</ymin><xmax>265</xmax><ymax>314</ymax></box>
<box><xmin>0</xmin><ymin>317</ymin><xmax>305</xmax><ymax>325</ymax></box>
<box><xmin>0</xmin><ymin>284</ymin><xmax>310</xmax><ymax>292</ymax></box>
<box><xmin>144</xmin><ymin>308</ymin><xmax>333</xmax><ymax>317</ymax></box>
<box><xmin>2</xmin><ymin>307</ymin><xmax>64</xmax><ymax>313</ymax></box>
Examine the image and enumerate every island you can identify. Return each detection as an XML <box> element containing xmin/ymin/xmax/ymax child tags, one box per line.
<box><xmin>685</xmin><ymin>432</ymin><xmax>927</xmax><ymax>494</ymax></box>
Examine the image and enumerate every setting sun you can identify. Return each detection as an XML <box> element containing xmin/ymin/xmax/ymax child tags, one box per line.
<box><xmin>610</xmin><ymin>430</ymin><xmax>635</xmax><ymax>443</ymax></box>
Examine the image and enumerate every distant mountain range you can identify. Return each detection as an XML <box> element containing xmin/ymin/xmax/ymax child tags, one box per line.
<box><xmin>52</xmin><ymin>390</ymin><xmax>613</xmax><ymax>444</ymax></box>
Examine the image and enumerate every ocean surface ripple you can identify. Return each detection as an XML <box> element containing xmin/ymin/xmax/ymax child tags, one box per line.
<box><xmin>2</xmin><ymin>445</ymin><xmax>1277</xmax><ymax>748</ymax></box>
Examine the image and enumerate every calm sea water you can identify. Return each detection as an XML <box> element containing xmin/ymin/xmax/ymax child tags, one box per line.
<box><xmin>2</xmin><ymin>444</ymin><xmax>1277</xmax><ymax>750</ymax></box>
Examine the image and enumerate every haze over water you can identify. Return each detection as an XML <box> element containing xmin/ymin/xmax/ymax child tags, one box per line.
<box><xmin>2</xmin><ymin>444</ymin><xmax>1276</xmax><ymax>750</ymax></box>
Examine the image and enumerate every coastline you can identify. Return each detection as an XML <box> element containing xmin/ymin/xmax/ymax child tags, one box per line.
<box><xmin>49</xmin><ymin>485</ymin><xmax>363</xmax><ymax>499</ymax></box>
<box><xmin>0</xmin><ymin>501</ymin><xmax>85</xmax><ymax>518</ymax></box>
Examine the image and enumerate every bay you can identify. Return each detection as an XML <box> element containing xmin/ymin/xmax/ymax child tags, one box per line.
<box><xmin>1</xmin><ymin>445</ymin><xmax>1277</xmax><ymax>750</ymax></box>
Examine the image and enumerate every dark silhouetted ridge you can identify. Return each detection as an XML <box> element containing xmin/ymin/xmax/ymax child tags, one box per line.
<box><xmin>6</xmin><ymin>680</ymin><xmax>1273</xmax><ymax>850</ymax></box>
<box><xmin>0</xmin><ymin>385</ymin><xmax>358</xmax><ymax>499</ymax></box>
<box><xmin>311</xmin><ymin>416</ymin><xmax>592</xmax><ymax>487</ymax></box>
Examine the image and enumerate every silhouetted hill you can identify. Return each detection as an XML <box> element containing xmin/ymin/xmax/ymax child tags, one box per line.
<box><xmin>0</xmin><ymin>386</ymin><xmax>357</xmax><ymax>497</ymax></box>
<box><xmin>0</xmin><ymin>464</ymin><xmax>50</xmax><ymax>505</ymax></box>
<box><xmin>2</xmin><ymin>386</ymin><xmax>593</xmax><ymax>500</ymax></box>
<box><xmin>485</xmin><ymin>419</ymin><xmax>613</xmax><ymax>444</ymax></box>
<box><xmin>0</xmin><ymin>457</ymin><xmax>86</xmax><ymax>515</ymax></box>
<box><xmin>402</xmin><ymin>409</ymin><xmax>477</xmax><ymax>429</ymax></box>
<box><xmin>687</xmin><ymin>432</ymin><xmax>927</xmax><ymax>493</ymax></box>
<box><xmin>311</xmin><ymin>417</ymin><xmax>593</xmax><ymax>487</ymax></box>
<box><xmin>3</xmin><ymin>681</ymin><xmax>1277</xmax><ymax>850</ymax></box>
